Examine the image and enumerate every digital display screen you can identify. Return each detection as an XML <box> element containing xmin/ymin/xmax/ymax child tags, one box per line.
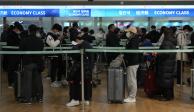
<box><xmin>0</xmin><ymin>5</ymin><xmax>194</xmax><ymax>17</ymax></box>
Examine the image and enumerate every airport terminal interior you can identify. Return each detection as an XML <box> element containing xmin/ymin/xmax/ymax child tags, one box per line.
<box><xmin>1</xmin><ymin>1</ymin><xmax>194</xmax><ymax>112</ymax></box>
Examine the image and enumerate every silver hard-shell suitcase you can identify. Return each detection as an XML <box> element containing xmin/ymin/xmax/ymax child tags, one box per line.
<box><xmin>107</xmin><ymin>67</ymin><xmax>125</xmax><ymax>103</ymax></box>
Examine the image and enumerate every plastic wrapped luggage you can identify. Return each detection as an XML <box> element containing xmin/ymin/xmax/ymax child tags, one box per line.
<box><xmin>107</xmin><ymin>67</ymin><xmax>125</xmax><ymax>103</ymax></box>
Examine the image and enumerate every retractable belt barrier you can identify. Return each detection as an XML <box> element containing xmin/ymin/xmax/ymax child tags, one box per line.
<box><xmin>0</xmin><ymin>46</ymin><xmax>194</xmax><ymax>105</ymax></box>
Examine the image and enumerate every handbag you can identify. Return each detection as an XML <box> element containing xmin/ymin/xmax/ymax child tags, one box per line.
<box><xmin>109</xmin><ymin>54</ymin><xmax>124</xmax><ymax>68</ymax></box>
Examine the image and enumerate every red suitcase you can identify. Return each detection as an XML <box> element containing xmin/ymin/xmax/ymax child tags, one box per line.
<box><xmin>144</xmin><ymin>67</ymin><xmax>158</xmax><ymax>98</ymax></box>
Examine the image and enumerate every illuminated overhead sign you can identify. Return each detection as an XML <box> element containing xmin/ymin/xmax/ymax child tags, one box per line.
<box><xmin>0</xmin><ymin>9</ymin><xmax>59</xmax><ymax>17</ymax></box>
<box><xmin>0</xmin><ymin>5</ymin><xmax>194</xmax><ymax>17</ymax></box>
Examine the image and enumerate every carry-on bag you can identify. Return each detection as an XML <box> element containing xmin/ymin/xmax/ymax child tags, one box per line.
<box><xmin>107</xmin><ymin>67</ymin><xmax>125</xmax><ymax>103</ymax></box>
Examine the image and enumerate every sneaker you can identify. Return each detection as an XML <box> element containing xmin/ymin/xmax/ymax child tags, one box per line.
<box><xmin>20</xmin><ymin>99</ymin><xmax>32</xmax><ymax>105</ymax></box>
<box><xmin>80</xmin><ymin>101</ymin><xmax>90</xmax><ymax>105</ymax></box>
<box><xmin>85</xmin><ymin>101</ymin><xmax>90</xmax><ymax>105</ymax></box>
<box><xmin>39</xmin><ymin>98</ymin><xmax>43</xmax><ymax>103</ymax></box>
<box><xmin>8</xmin><ymin>86</ymin><xmax>13</xmax><ymax>89</ymax></box>
<box><xmin>124</xmin><ymin>97</ymin><xmax>136</xmax><ymax>103</ymax></box>
<box><xmin>61</xmin><ymin>80</ymin><xmax>68</xmax><ymax>86</ymax></box>
<box><xmin>66</xmin><ymin>99</ymin><xmax>80</xmax><ymax>107</ymax></box>
<box><xmin>51</xmin><ymin>81</ymin><xmax>61</xmax><ymax>88</ymax></box>
<box><xmin>46</xmin><ymin>75</ymin><xmax>51</xmax><ymax>80</ymax></box>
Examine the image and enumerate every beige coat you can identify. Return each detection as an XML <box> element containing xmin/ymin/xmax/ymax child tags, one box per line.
<box><xmin>176</xmin><ymin>31</ymin><xmax>188</xmax><ymax>61</ymax></box>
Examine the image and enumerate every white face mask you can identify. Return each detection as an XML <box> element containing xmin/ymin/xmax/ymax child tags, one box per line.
<box><xmin>36</xmin><ymin>32</ymin><xmax>41</xmax><ymax>38</ymax></box>
<box><xmin>126</xmin><ymin>32</ymin><xmax>131</xmax><ymax>38</ymax></box>
<box><xmin>54</xmin><ymin>32</ymin><xmax>60</xmax><ymax>35</ymax></box>
<box><xmin>72</xmin><ymin>41</ymin><xmax>78</xmax><ymax>45</ymax></box>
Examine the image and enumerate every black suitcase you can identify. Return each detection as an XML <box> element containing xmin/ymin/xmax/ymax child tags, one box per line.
<box><xmin>107</xmin><ymin>67</ymin><xmax>125</xmax><ymax>103</ymax></box>
<box><xmin>14</xmin><ymin>59</ymin><xmax>24</xmax><ymax>101</ymax></box>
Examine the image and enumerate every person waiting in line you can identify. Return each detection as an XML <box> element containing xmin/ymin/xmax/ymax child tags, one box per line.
<box><xmin>95</xmin><ymin>28</ymin><xmax>105</xmax><ymax>45</ymax></box>
<box><xmin>159</xmin><ymin>26</ymin><xmax>167</xmax><ymax>37</ymax></box>
<box><xmin>19</xmin><ymin>24</ymin><xmax>44</xmax><ymax>104</ymax></box>
<box><xmin>1</xmin><ymin>25</ymin><xmax>14</xmax><ymax>73</ymax></box>
<box><xmin>146</xmin><ymin>25</ymin><xmax>160</xmax><ymax>43</ymax></box>
<box><xmin>124</xmin><ymin>26</ymin><xmax>140</xmax><ymax>103</ymax></box>
<box><xmin>89</xmin><ymin>29</ymin><xmax>96</xmax><ymax>43</ymax></box>
<box><xmin>157</xmin><ymin>26</ymin><xmax>169</xmax><ymax>46</ymax></box>
<box><xmin>82</xmin><ymin>27</ymin><xmax>95</xmax><ymax>43</ymax></box>
<box><xmin>156</xmin><ymin>28</ymin><xmax>176</xmax><ymax>101</ymax></box>
<box><xmin>106</xmin><ymin>24</ymin><xmax>120</xmax><ymax>64</ymax></box>
<box><xmin>46</xmin><ymin>23</ymin><xmax>64</xmax><ymax>87</ymax></box>
<box><xmin>6</xmin><ymin>22</ymin><xmax>23</xmax><ymax>88</ymax></box>
<box><xmin>139</xmin><ymin>28</ymin><xmax>147</xmax><ymax>43</ymax></box>
<box><xmin>69</xmin><ymin>22</ymin><xmax>79</xmax><ymax>41</ymax></box>
<box><xmin>176</xmin><ymin>25</ymin><xmax>191</xmax><ymax>85</ymax></box>
<box><xmin>66</xmin><ymin>34</ymin><xmax>93</xmax><ymax>107</ymax></box>
<box><xmin>63</xmin><ymin>26</ymin><xmax>70</xmax><ymax>40</ymax></box>
<box><xmin>0</xmin><ymin>24</ymin><xmax>9</xmax><ymax>42</ymax></box>
<box><xmin>38</xmin><ymin>27</ymin><xmax>47</xmax><ymax>41</ymax></box>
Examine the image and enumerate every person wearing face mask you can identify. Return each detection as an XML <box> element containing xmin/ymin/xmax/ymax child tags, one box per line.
<box><xmin>46</xmin><ymin>23</ymin><xmax>64</xmax><ymax>87</ymax></box>
<box><xmin>19</xmin><ymin>24</ymin><xmax>44</xmax><ymax>104</ymax></box>
<box><xmin>66</xmin><ymin>33</ymin><xmax>93</xmax><ymax>107</ymax></box>
<box><xmin>124</xmin><ymin>26</ymin><xmax>140</xmax><ymax>103</ymax></box>
<box><xmin>6</xmin><ymin>22</ymin><xmax>23</xmax><ymax>89</ymax></box>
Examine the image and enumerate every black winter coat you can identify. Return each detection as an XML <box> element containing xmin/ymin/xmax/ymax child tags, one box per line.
<box><xmin>0</xmin><ymin>30</ymin><xmax>8</xmax><ymax>42</ymax></box>
<box><xmin>68</xmin><ymin>41</ymin><xmax>93</xmax><ymax>82</ymax></box>
<box><xmin>6</xmin><ymin>31</ymin><xmax>21</xmax><ymax>71</ymax></box>
<box><xmin>83</xmin><ymin>33</ymin><xmax>95</xmax><ymax>43</ymax></box>
<box><xmin>125</xmin><ymin>36</ymin><xmax>140</xmax><ymax>66</ymax></box>
<box><xmin>19</xmin><ymin>35</ymin><xmax>44</xmax><ymax>71</ymax></box>
<box><xmin>157</xmin><ymin>38</ymin><xmax>176</xmax><ymax>88</ymax></box>
<box><xmin>106</xmin><ymin>31</ymin><xmax>120</xmax><ymax>47</ymax></box>
<box><xmin>69</xmin><ymin>28</ymin><xmax>79</xmax><ymax>41</ymax></box>
<box><xmin>106</xmin><ymin>31</ymin><xmax>120</xmax><ymax>64</ymax></box>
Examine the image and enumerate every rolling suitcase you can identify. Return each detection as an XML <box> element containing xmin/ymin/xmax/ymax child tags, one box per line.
<box><xmin>144</xmin><ymin>67</ymin><xmax>158</xmax><ymax>98</ymax></box>
<box><xmin>107</xmin><ymin>67</ymin><xmax>125</xmax><ymax>103</ymax></box>
<box><xmin>14</xmin><ymin>62</ymin><xmax>24</xmax><ymax>101</ymax></box>
<box><xmin>14</xmin><ymin>71</ymin><xmax>23</xmax><ymax>100</ymax></box>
